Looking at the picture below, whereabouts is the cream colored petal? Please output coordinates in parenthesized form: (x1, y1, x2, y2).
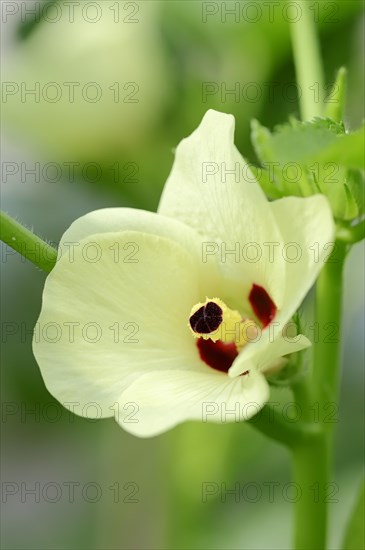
(33, 231, 204, 418)
(270, 195, 335, 320)
(116, 368, 270, 437)
(258, 334, 311, 372)
(229, 195, 334, 377)
(158, 109, 286, 309)
(58, 207, 222, 300)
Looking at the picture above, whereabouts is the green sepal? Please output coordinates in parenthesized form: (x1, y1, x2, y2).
(266, 349, 309, 388)
(324, 67, 347, 123)
(267, 313, 309, 388)
(345, 170, 365, 217)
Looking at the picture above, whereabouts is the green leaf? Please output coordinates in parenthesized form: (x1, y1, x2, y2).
(249, 166, 283, 200)
(342, 479, 365, 550)
(251, 119, 276, 164)
(306, 125, 365, 170)
(250, 119, 326, 198)
(301, 117, 345, 134)
(250, 117, 364, 220)
(251, 115, 364, 167)
(251, 117, 346, 166)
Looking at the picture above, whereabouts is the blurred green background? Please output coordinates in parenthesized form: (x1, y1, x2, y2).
(1, 1, 364, 548)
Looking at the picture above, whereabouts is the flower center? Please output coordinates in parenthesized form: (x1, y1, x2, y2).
(188, 297, 258, 373)
(189, 297, 251, 345)
(189, 301, 223, 334)
(188, 286, 277, 373)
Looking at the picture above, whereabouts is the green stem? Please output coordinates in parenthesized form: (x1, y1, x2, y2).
(246, 404, 320, 448)
(292, 434, 329, 549)
(312, 241, 347, 405)
(291, 376, 313, 423)
(0, 210, 57, 273)
(289, 5, 345, 545)
(336, 219, 365, 244)
(289, 0, 325, 120)
(292, 241, 347, 550)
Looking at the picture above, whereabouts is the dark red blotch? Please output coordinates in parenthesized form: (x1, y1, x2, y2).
(197, 338, 238, 373)
(248, 284, 277, 328)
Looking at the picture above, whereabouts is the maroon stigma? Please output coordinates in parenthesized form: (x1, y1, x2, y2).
(248, 284, 277, 328)
(189, 301, 223, 334)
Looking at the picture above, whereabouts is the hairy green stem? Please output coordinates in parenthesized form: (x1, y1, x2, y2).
(0, 210, 57, 273)
(289, 0, 325, 120)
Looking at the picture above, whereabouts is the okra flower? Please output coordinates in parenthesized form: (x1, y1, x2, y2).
(33, 110, 334, 437)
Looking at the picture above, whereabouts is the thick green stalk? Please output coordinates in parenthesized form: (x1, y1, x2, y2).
(312, 241, 347, 405)
(288, 4, 346, 546)
(0, 210, 57, 273)
(292, 434, 329, 549)
(292, 242, 347, 549)
(289, 0, 325, 120)
(291, 376, 314, 423)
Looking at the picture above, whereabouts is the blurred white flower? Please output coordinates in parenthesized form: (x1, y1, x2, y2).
(33, 110, 334, 437)
(3, 0, 170, 160)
